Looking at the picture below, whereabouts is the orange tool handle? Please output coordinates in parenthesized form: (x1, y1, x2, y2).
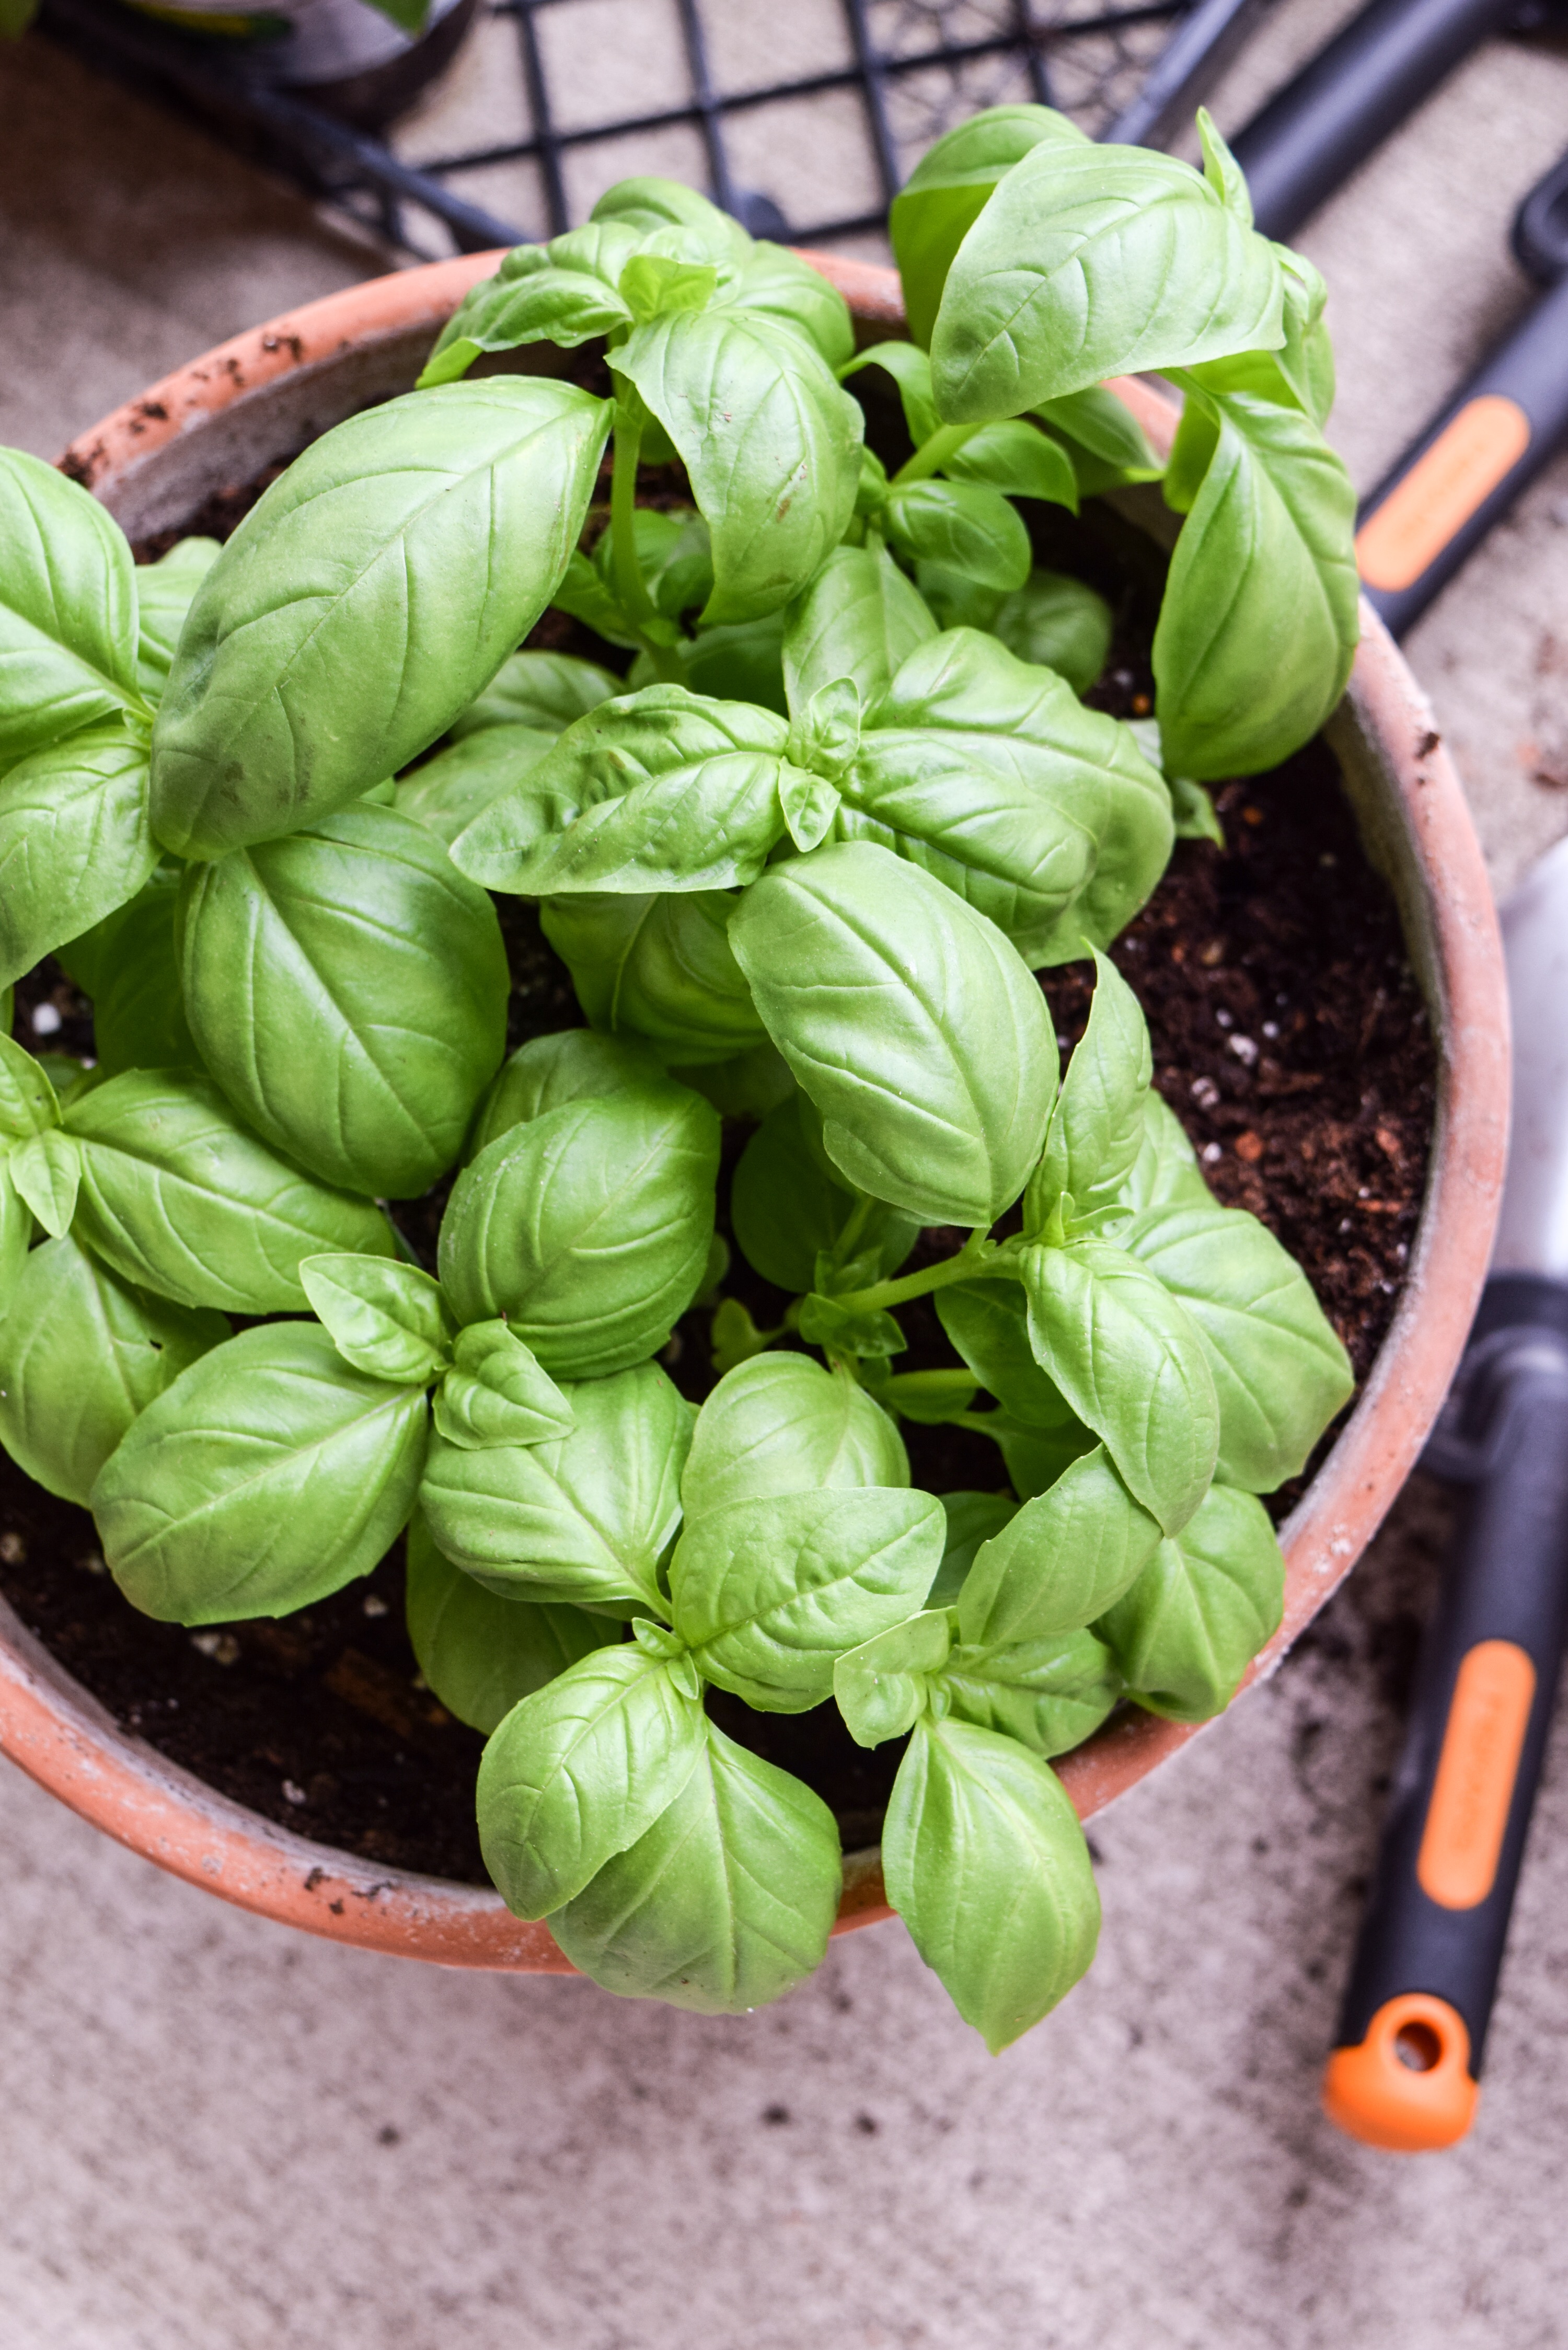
(1324, 1288, 1568, 2150)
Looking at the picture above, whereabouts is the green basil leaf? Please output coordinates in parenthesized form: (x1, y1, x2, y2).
(617, 253, 719, 326)
(405, 1508, 611, 1734)
(784, 674, 860, 782)
(1033, 387, 1163, 494)
(782, 542, 938, 717)
(671, 1485, 944, 1712)
(0, 1233, 227, 1505)
(1095, 1480, 1284, 1720)
(846, 629, 1172, 966)
(552, 548, 642, 650)
(1272, 252, 1336, 427)
(133, 537, 221, 696)
(0, 447, 144, 762)
(956, 1440, 1161, 1646)
(610, 311, 862, 626)
(911, 562, 1001, 634)
(882, 1714, 1100, 2051)
(91, 1321, 428, 1622)
(1114, 1089, 1212, 1217)
(939, 1625, 1120, 1756)
(708, 1296, 778, 1378)
(591, 177, 750, 260)
(437, 1078, 719, 1377)
(151, 381, 612, 858)
(1168, 773, 1225, 845)
(419, 268, 633, 388)
(477, 1643, 707, 1919)
(451, 650, 620, 742)
(0, 721, 157, 988)
(880, 1367, 978, 1424)
(676, 612, 789, 713)
(178, 801, 508, 1198)
(0, 1163, 28, 1298)
(890, 105, 1088, 349)
(1021, 1237, 1219, 1533)
(549, 1717, 841, 2013)
(731, 1091, 918, 1294)
(300, 1251, 452, 1385)
(1196, 105, 1252, 223)
(452, 687, 793, 895)
(936, 1277, 1071, 1427)
(840, 340, 940, 445)
(882, 478, 1031, 593)
(9, 1128, 79, 1235)
(34, 1054, 98, 1110)
(930, 142, 1284, 423)
(834, 1607, 952, 1747)
(542, 890, 767, 1066)
(467, 1029, 664, 1162)
(777, 762, 840, 855)
(671, 1039, 793, 1121)
(991, 1410, 1099, 1501)
(730, 840, 1057, 1227)
(594, 507, 714, 626)
(1152, 386, 1358, 780)
(1118, 1201, 1353, 1489)
(431, 1319, 574, 1449)
(796, 1291, 907, 1363)
(724, 242, 855, 368)
(0, 1033, 61, 1140)
(419, 1360, 688, 1615)
(990, 569, 1113, 696)
(396, 725, 555, 847)
(928, 1490, 1016, 1607)
(682, 1351, 908, 1522)
(65, 1070, 395, 1312)
(943, 420, 1078, 510)
(69, 875, 200, 1077)
(1030, 948, 1151, 1228)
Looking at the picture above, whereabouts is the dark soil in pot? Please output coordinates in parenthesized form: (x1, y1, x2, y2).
(0, 433, 1434, 1887)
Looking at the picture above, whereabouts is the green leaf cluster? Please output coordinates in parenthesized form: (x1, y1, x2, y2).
(0, 139, 1363, 2048)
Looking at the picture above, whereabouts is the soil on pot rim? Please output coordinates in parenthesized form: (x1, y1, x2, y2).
(0, 439, 1434, 1887)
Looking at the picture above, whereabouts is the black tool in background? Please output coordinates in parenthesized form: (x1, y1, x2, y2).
(1324, 839, 1568, 2151)
(1104, 0, 1275, 147)
(1227, 0, 1521, 242)
(1355, 145, 1568, 636)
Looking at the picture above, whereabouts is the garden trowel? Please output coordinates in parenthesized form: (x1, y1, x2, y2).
(1324, 830, 1568, 2149)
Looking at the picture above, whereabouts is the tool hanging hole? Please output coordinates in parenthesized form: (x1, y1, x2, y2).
(1394, 2020, 1443, 2072)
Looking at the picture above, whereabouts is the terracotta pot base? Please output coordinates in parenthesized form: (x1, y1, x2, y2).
(0, 256, 1508, 1969)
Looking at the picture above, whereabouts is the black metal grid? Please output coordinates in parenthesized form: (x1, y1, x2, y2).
(425, 0, 1183, 244)
(37, 0, 1238, 262)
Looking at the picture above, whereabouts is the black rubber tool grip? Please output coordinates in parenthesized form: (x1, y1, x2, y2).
(1324, 1276, 1568, 2149)
(1228, 0, 1515, 241)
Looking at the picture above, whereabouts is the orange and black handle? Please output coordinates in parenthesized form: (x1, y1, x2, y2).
(1324, 1276, 1568, 2150)
(1355, 145, 1568, 638)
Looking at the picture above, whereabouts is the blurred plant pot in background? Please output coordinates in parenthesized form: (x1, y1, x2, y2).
(0, 254, 1508, 1976)
(113, 0, 476, 127)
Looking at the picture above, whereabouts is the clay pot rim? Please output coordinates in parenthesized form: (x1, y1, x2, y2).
(0, 250, 1508, 1973)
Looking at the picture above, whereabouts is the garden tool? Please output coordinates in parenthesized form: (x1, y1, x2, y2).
(1323, 831, 1568, 2151)
(1356, 144, 1568, 635)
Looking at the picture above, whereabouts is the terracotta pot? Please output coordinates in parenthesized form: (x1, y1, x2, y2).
(2, 255, 1508, 1973)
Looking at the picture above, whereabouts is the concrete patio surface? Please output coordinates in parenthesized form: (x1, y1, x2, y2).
(2, 7, 1568, 2343)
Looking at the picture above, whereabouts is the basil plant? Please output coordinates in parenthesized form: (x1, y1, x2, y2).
(0, 116, 1358, 2051)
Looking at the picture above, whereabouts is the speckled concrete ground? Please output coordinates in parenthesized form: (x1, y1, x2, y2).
(3, 9, 1568, 2343)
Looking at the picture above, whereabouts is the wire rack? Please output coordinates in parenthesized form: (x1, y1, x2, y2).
(37, 0, 1250, 261)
